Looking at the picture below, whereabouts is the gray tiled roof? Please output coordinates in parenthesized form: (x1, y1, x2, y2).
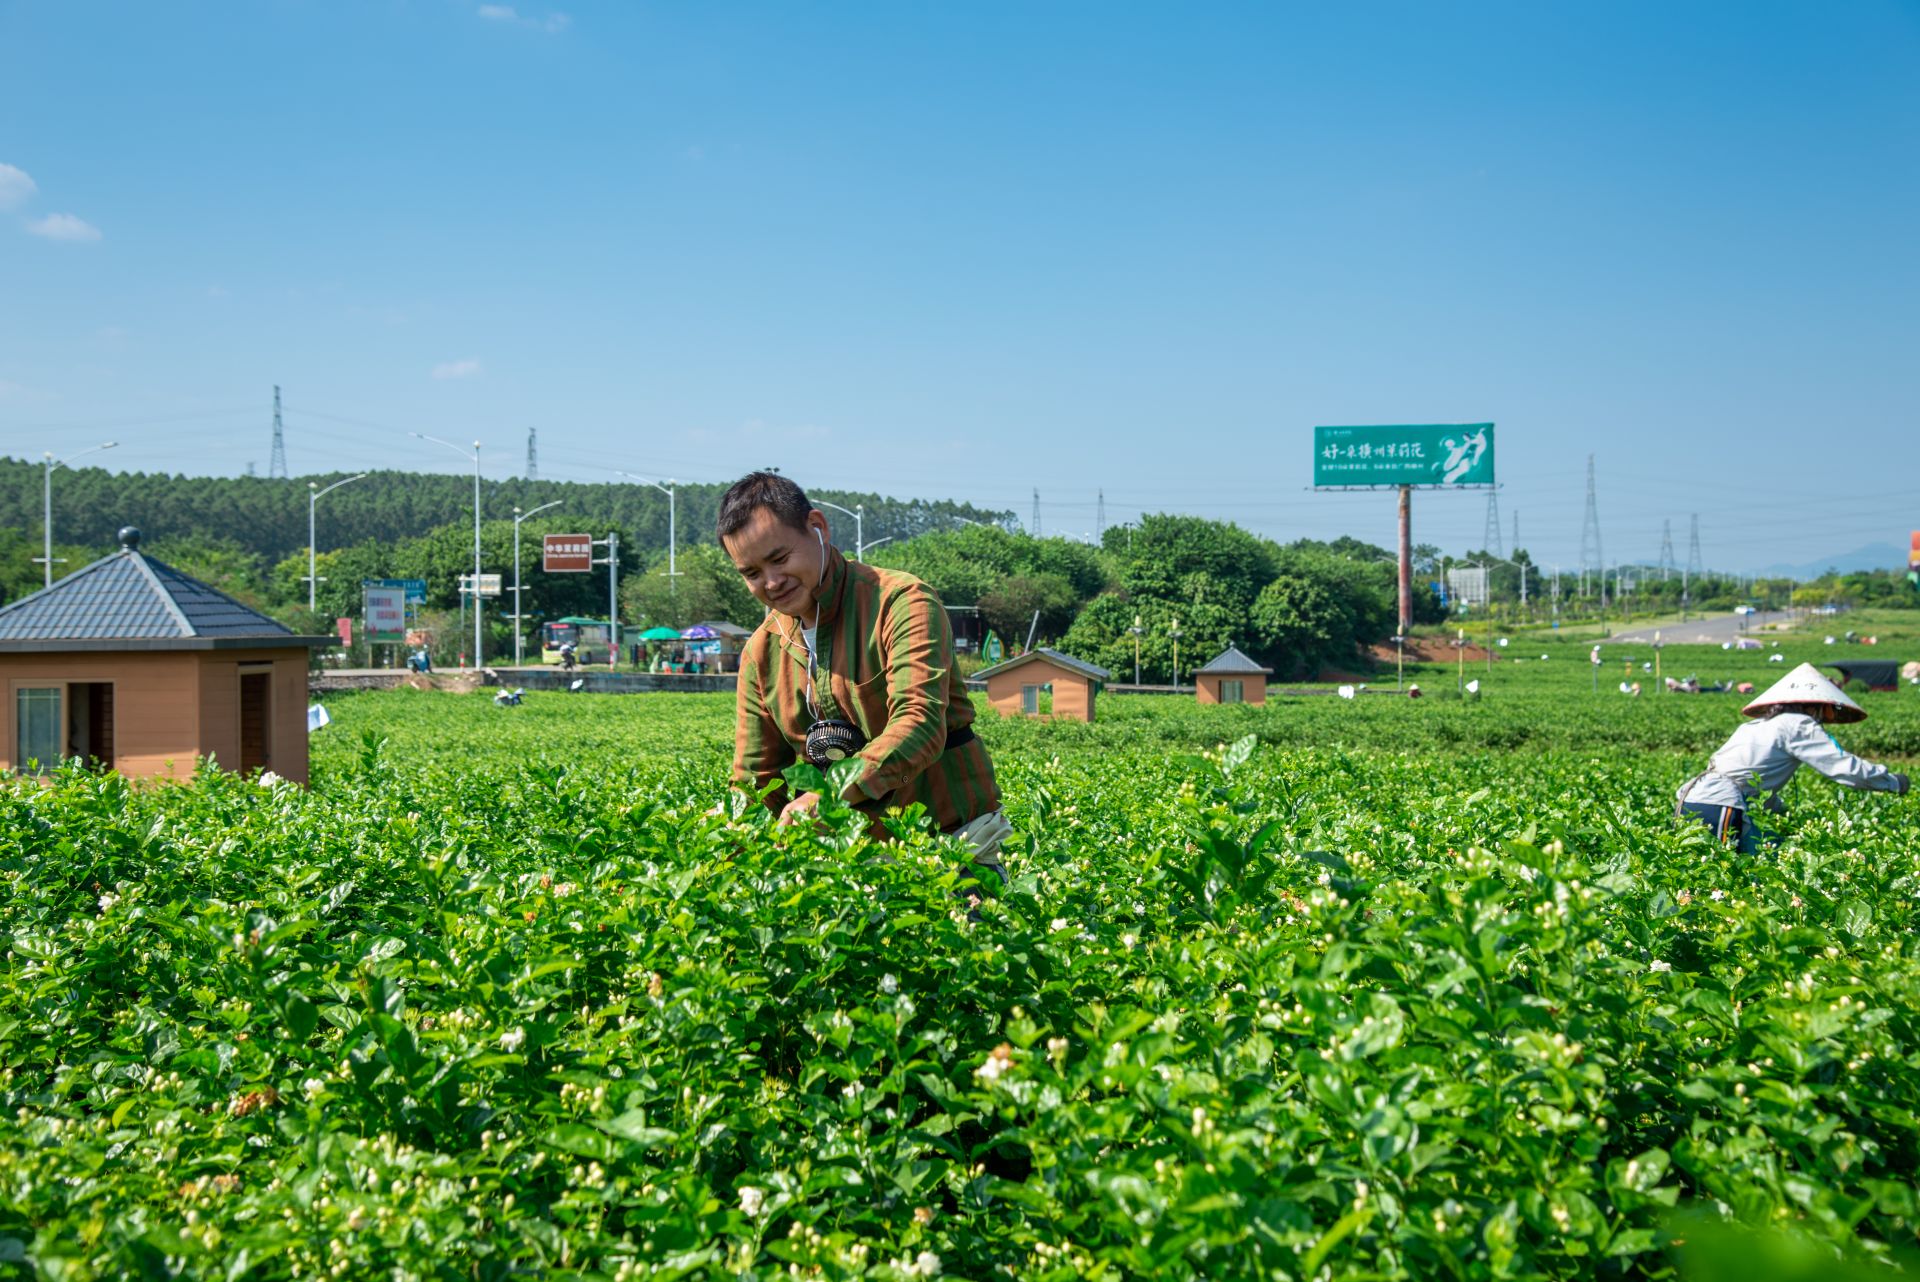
(1196, 645, 1273, 675)
(973, 646, 1112, 683)
(0, 547, 297, 642)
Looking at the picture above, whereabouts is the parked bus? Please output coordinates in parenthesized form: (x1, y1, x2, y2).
(540, 617, 614, 666)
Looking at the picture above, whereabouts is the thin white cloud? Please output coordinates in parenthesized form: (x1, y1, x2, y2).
(432, 358, 483, 380)
(477, 4, 569, 32)
(0, 163, 36, 211)
(25, 212, 102, 242)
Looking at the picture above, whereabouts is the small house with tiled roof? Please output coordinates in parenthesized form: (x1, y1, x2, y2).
(974, 647, 1111, 722)
(1195, 645, 1273, 705)
(0, 528, 325, 784)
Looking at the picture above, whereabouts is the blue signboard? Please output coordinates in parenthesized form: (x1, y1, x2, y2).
(365, 578, 428, 604)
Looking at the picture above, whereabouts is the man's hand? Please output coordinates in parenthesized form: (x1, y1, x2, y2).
(778, 791, 823, 825)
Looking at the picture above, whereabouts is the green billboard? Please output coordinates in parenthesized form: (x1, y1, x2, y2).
(1313, 423, 1495, 488)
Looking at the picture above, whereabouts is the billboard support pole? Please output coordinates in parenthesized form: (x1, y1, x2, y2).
(1397, 485, 1412, 634)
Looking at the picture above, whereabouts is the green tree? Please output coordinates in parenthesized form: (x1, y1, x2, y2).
(977, 573, 1080, 645)
(620, 543, 762, 632)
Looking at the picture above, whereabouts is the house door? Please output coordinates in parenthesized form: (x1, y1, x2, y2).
(67, 682, 115, 766)
(240, 672, 271, 773)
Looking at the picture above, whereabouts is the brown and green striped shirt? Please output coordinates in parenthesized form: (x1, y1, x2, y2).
(732, 546, 999, 831)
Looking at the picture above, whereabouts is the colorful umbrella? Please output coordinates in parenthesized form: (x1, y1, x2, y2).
(639, 626, 681, 640)
(681, 624, 720, 640)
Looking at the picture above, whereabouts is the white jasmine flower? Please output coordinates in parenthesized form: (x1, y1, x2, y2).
(1648, 959, 1672, 973)
(738, 1185, 764, 1217)
(878, 973, 899, 995)
(97, 893, 118, 912)
(499, 1027, 526, 1052)
(1049, 917, 1068, 932)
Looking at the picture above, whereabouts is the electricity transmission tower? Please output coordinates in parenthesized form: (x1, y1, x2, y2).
(268, 386, 289, 479)
(1687, 514, 1703, 581)
(1511, 510, 1520, 556)
(1031, 489, 1041, 537)
(525, 427, 538, 481)
(1096, 489, 1106, 540)
(1482, 490, 1503, 557)
(1579, 454, 1605, 603)
(1659, 520, 1675, 581)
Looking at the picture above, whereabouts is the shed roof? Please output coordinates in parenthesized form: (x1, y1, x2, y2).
(0, 530, 322, 652)
(1196, 645, 1273, 675)
(972, 647, 1111, 683)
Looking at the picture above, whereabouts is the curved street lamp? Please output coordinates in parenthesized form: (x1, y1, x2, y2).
(816, 500, 865, 560)
(306, 473, 369, 612)
(37, 441, 117, 588)
(614, 471, 678, 579)
(512, 500, 564, 666)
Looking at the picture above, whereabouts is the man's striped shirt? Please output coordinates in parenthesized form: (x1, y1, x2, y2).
(732, 547, 999, 831)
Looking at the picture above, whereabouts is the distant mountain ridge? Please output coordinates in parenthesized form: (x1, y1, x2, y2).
(1752, 541, 1909, 580)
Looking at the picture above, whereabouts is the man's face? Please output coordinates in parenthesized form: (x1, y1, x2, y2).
(724, 506, 831, 619)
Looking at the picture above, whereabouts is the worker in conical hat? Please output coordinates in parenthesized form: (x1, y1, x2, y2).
(1675, 663, 1907, 852)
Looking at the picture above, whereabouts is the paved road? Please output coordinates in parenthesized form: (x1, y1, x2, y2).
(1608, 610, 1794, 646)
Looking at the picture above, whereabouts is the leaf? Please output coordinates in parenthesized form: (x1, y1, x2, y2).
(1838, 898, 1872, 938)
(1300, 1205, 1373, 1275)
(284, 995, 318, 1043)
(1222, 734, 1257, 778)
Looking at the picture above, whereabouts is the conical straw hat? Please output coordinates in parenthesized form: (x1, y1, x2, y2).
(1740, 661, 1866, 724)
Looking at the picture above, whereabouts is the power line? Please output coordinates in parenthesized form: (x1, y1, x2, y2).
(268, 386, 288, 480)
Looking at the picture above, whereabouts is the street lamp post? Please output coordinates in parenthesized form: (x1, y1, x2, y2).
(817, 500, 864, 559)
(512, 499, 564, 667)
(412, 434, 483, 667)
(1130, 614, 1144, 685)
(614, 472, 679, 579)
(37, 441, 117, 588)
(1169, 615, 1183, 688)
(306, 473, 370, 612)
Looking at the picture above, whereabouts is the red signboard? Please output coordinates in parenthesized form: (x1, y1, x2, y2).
(336, 617, 352, 645)
(544, 534, 593, 573)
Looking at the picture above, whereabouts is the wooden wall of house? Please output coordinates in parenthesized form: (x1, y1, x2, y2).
(1196, 673, 1268, 705)
(984, 662, 1098, 723)
(1, 652, 202, 779)
(197, 651, 311, 785)
(1, 649, 311, 785)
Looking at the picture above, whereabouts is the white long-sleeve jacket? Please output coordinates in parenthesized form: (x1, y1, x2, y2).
(1678, 711, 1903, 811)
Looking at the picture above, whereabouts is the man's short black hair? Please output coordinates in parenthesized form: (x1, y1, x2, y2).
(717, 471, 813, 543)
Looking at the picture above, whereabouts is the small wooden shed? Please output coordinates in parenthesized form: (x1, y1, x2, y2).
(1195, 645, 1273, 705)
(975, 648, 1111, 722)
(0, 528, 325, 784)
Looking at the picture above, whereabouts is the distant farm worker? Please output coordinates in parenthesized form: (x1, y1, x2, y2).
(1675, 663, 1908, 853)
(718, 471, 1013, 883)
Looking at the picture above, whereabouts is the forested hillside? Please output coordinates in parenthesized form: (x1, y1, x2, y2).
(0, 458, 1010, 566)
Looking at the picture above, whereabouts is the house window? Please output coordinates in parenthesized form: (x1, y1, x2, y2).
(240, 672, 272, 773)
(1219, 679, 1244, 704)
(16, 687, 63, 771)
(1021, 684, 1040, 715)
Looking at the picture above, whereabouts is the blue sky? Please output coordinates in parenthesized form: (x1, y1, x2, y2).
(2, 1, 1916, 572)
